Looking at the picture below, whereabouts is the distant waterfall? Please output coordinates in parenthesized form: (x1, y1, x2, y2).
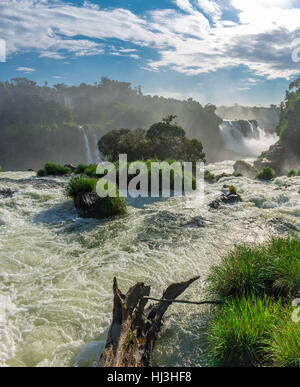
(93, 131, 101, 163)
(82, 128, 101, 164)
(219, 120, 277, 156)
(83, 129, 93, 164)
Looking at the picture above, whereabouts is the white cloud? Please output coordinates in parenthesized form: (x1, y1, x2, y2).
(0, 0, 300, 80)
(16, 66, 35, 73)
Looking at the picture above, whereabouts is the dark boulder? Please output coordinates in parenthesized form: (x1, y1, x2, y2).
(0, 188, 16, 198)
(209, 193, 241, 209)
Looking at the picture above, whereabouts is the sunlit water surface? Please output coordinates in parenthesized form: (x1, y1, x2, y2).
(0, 162, 299, 367)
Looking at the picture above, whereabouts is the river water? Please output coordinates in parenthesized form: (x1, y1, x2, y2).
(0, 161, 299, 367)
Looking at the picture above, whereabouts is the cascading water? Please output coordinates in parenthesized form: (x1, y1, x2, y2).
(0, 164, 299, 367)
(82, 128, 101, 164)
(92, 131, 101, 164)
(219, 120, 278, 156)
(83, 129, 93, 164)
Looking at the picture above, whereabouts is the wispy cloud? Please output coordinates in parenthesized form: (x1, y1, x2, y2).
(16, 66, 35, 73)
(1, 0, 300, 80)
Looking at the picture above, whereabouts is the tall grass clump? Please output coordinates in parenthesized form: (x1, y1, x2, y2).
(206, 237, 300, 299)
(256, 167, 276, 181)
(65, 175, 98, 199)
(206, 295, 283, 367)
(44, 162, 71, 176)
(265, 306, 300, 367)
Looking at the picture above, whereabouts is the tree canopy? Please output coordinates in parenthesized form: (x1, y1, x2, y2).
(98, 118, 206, 163)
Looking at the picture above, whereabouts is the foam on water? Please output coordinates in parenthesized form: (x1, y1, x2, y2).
(0, 166, 299, 367)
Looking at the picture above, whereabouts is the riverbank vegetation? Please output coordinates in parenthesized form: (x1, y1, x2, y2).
(37, 163, 72, 177)
(256, 167, 276, 181)
(98, 116, 206, 163)
(205, 237, 300, 367)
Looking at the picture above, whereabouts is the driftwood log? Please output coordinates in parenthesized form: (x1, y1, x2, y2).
(98, 276, 200, 367)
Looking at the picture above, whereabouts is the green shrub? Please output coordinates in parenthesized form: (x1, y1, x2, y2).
(229, 185, 237, 194)
(206, 295, 283, 367)
(206, 237, 300, 299)
(297, 168, 300, 176)
(65, 175, 98, 199)
(266, 306, 300, 367)
(256, 167, 276, 181)
(287, 170, 296, 177)
(204, 170, 216, 182)
(0, 165, 2, 172)
(93, 194, 126, 218)
(74, 164, 90, 174)
(235, 173, 243, 177)
(44, 163, 71, 176)
(37, 169, 46, 177)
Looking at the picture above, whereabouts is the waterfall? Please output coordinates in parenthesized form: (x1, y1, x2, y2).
(219, 120, 277, 156)
(93, 131, 101, 163)
(82, 127, 101, 164)
(83, 129, 93, 164)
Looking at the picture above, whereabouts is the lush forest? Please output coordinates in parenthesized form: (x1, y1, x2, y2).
(0, 78, 85, 170)
(0, 77, 281, 170)
(0, 77, 224, 170)
(277, 77, 300, 155)
(99, 115, 205, 163)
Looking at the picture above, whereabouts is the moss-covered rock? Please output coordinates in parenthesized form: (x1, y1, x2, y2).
(234, 160, 258, 179)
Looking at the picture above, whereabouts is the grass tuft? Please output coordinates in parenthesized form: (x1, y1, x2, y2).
(206, 237, 300, 300)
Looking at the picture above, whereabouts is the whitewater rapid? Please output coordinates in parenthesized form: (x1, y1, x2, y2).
(0, 162, 299, 367)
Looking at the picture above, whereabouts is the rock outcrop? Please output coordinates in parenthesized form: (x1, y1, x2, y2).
(234, 160, 258, 179)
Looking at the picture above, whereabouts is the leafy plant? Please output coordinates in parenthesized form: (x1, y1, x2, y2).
(256, 167, 276, 181)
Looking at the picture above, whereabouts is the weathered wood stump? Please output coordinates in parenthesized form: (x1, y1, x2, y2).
(98, 276, 200, 367)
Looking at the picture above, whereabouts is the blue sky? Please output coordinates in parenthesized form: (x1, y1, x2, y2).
(0, 0, 300, 106)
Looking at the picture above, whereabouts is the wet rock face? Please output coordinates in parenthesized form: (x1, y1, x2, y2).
(254, 141, 300, 176)
(233, 160, 258, 179)
(74, 192, 99, 218)
(209, 193, 242, 209)
(149, 210, 206, 229)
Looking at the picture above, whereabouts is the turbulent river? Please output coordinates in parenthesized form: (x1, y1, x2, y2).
(0, 161, 299, 367)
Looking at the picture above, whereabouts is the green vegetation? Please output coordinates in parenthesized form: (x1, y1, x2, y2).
(66, 175, 126, 219)
(65, 175, 98, 199)
(206, 295, 283, 367)
(0, 165, 2, 172)
(73, 159, 197, 193)
(228, 185, 237, 194)
(207, 237, 300, 299)
(204, 170, 216, 182)
(98, 116, 206, 163)
(205, 237, 300, 367)
(277, 77, 300, 156)
(37, 163, 71, 177)
(266, 307, 300, 367)
(0, 78, 85, 171)
(37, 169, 46, 177)
(0, 77, 225, 170)
(256, 167, 276, 181)
(92, 191, 127, 218)
(287, 170, 296, 177)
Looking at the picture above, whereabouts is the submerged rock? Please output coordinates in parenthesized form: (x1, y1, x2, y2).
(209, 193, 242, 209)
(0, 188, 16, 198)
(149, 211, 206, 229)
